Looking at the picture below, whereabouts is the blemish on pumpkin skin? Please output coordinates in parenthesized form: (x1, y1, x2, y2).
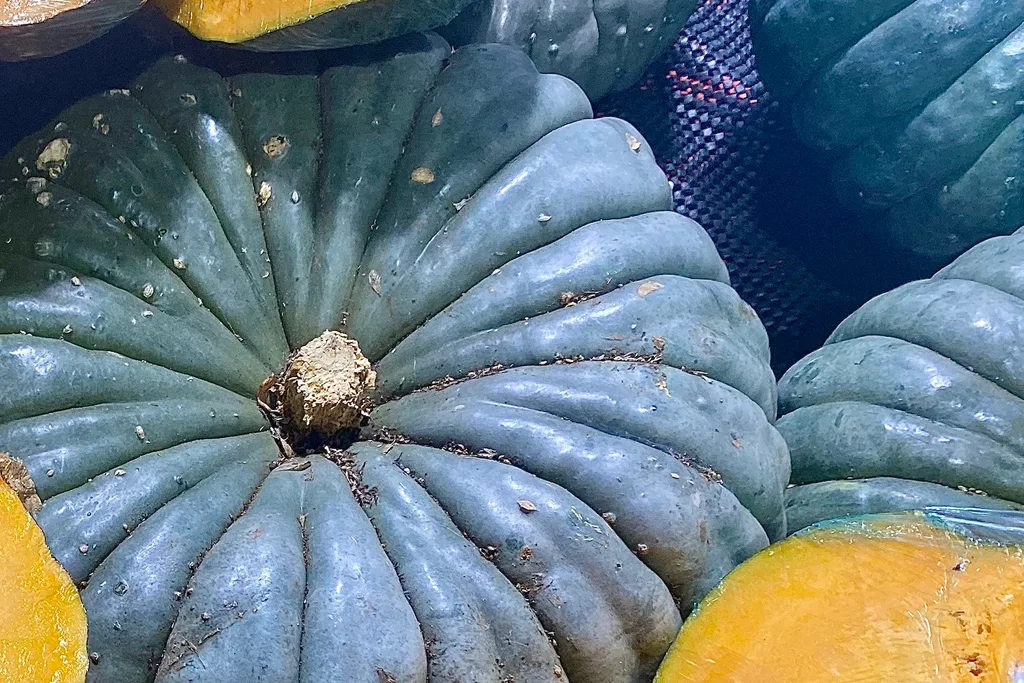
(262, 135, 290, 159)
(637, 281, 664, 297)
(257, 182, 272, 207)
(410, 167, 435, 184)
(368, 270, 382, 295)
(737, 301, 758, 321)
(36, 137, 71, 179)
(91, 114, 110, 135)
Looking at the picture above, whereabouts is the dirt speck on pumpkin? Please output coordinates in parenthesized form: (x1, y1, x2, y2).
(655, 372, 670, 396)
(92, 114, 110, 135)
(326, 449, 378, 507)
(518, 499, 538, 513)
(626, 133, 642, 152)
(431, 110, 443, 127)
(179, 93, 197, 106)
(559, 290, 598, 307)
(257, 182, 272, 208)
(410, 167, 435, 184)
(36, 138, 71, 179)
(262, 135, 290, 159)
(368, 270, 382, 295)
(376, 668, 397, 683)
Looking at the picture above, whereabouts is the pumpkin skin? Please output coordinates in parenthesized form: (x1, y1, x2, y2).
(779, 222, 1024, 533)
(439, 0, 697, 98)
(0, 35, 787, 683)
(0, 0, 145, 61)
(751, 1, 1024, 270)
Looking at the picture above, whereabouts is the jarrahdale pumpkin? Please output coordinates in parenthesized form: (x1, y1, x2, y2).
(779, 222, 1024, 533)
(655, 507, 1024, 682)
(0, 455, 89, 683)
(0, 0, 146, 61)
(751, 1, 1024, 272)
(439, 0, 697, 99)
(0, 34, 789, 683)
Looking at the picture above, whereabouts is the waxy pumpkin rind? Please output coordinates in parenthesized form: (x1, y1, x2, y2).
(752, 0, 1024, 269)
(780, 223, 1024, 532)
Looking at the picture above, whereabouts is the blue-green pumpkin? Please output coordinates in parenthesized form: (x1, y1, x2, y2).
(779, 223, 1024, 533)
(752, 0, 1024, 270)
(0, 34, 787, 683)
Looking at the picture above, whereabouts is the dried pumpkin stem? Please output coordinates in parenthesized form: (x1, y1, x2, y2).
(259, 331, 376, 450)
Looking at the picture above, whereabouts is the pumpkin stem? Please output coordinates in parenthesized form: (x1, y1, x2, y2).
(258, 331, 376, 454)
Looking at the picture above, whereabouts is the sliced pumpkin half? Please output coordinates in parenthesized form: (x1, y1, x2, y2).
(0, 455, 88, 683)
(154, 0, 359, 42)
(154, 0, 471, 47)
(657, 508, 1024, 682)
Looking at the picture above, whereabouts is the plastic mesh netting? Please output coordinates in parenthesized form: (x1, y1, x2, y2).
(598, 0, 857, 375)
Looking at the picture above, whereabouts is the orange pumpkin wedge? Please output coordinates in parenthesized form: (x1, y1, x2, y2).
(0, 454, 88, 683)
(154, 0, 362, 43)
(656, 508, 1024, 682)
(153, 0, 472, 48)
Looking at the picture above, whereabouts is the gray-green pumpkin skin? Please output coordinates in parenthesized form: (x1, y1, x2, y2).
(751, 0, 1024, 269)
(241, 0, 698, 99)
(0, 34, 787, 683)
(438, 0, 697, 99)
(779, 222, 1024, 533)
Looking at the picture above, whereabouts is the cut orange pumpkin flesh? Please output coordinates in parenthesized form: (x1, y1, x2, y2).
(657, 510, 1024, 682)
(0, 0, 91, 26)
(155, 0, 367, 42)
(0, 457, 88, 683)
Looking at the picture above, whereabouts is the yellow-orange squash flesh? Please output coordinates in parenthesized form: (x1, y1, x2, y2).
(155, 0, 368, 42)
(0, 462, 88, 683)
(657, 511, 1024, 682)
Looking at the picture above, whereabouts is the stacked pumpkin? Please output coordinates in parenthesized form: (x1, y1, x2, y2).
(0, 30, 790, 682)
(4, 1, 1024, 682)
(752, 0, 1024, 272)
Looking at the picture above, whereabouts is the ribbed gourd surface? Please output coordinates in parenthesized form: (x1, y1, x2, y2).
(0, 34, 788, 683)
